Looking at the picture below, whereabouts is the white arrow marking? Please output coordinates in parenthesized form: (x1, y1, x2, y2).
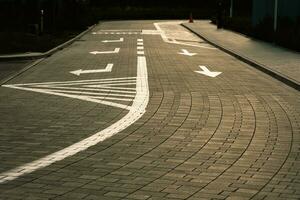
(178, 49, 197, 56)
(102, 38, 124, 43)
(70, 64, 113, 76)
(90, 48, 120, 55)
(195, 66, 222, 77)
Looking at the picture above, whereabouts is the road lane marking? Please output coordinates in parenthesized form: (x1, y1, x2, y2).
(85, 85, 136, 91)
(92, 31, 141, 35)
(9, 77, 137, 86)
(137, 46, 144, 50)
(153, 21, 216, 50)
(96, 29, 141, 32)
(102, 38, 124, 43)
(0, 55, 149, 184)
(3, 80, 133, 110)
(178, 49, 197, 56)
(47, 86, 136, 94)
(75, 95, 133, 102)
(90, 48, 120, 55)
(195, 65, 222, 77)
(3, 78, 137, 109)
(141, 30, 161, 35)
(70, 63, 113, 76)
(46, 89, 135, 98)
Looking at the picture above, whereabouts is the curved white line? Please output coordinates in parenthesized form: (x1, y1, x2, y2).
(0, 56, 149, 184)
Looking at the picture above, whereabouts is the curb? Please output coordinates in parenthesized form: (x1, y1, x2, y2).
(0, 24, 97, 86)
(0, 59, 44, 86)
(182, 23, 300, 91)
(0, 24, 97, 61)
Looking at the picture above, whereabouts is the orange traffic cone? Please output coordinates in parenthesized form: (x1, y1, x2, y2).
(189, 13, 194, 23)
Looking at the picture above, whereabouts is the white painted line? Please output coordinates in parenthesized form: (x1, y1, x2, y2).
(47, 86, 136, 94)
(92, 30, 142, 35)
(178, 49, 197, 56)
(8, 77, 136, 87)
(97, 29, 140, 32)
(137, 39, 143, 42)
(174, 40, 216, 49)
(38, 82, 136, 88)
(137, 51, 145, 55)
(46, 89, 135, 98)
(90, 48, 120, 55)
(137, 42, 143, 46)
(3, 85, 131, 110)
(153, 22, 216, 50)
(141, 30, 162, 35)
(137, 46, 144, 50)
(99, 82, 136, 86)
(38, 79, 136, 87)
(194, 65, 222, 77)
(78, 95, 133, 102)
(86, 85, 136, 91)
(102, 38, 124, 43)
(2, 78, 138, 110)
(0, 56, 149, 184)
(70, 63, 113, 76)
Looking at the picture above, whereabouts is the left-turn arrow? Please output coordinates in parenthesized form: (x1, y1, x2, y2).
(102, 38, 124, 43)
(70, 63, 113, 76)
(90, 48, 120, 55)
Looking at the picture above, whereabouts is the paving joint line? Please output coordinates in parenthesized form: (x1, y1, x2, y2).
(188, 94, 257, 199)
(250, 95, 294, 199)
(122, 92, 193, 199)
(121, 94, 221, 198)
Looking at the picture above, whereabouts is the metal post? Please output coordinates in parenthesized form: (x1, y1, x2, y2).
(274, 0, 278, 32)
(230, 0, 233, 18)
(40, 9, 44, 35)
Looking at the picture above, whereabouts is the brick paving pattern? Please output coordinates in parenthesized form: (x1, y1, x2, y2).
(0, 20, 299, 200)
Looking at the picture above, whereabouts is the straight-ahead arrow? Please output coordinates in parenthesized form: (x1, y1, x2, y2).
(195, 66, 222, 77)
(102, 38, 124, 43)
(70, 63, 113, 76)
(178, 49, 197, 56)
(90, 48, 120, 55)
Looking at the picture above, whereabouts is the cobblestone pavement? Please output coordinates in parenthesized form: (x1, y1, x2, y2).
(0, 20, 299, 200)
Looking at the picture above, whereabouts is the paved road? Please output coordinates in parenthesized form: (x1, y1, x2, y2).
(0, 20, 299, 200)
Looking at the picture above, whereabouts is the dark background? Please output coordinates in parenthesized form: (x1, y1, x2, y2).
(0, 0, 299, 53)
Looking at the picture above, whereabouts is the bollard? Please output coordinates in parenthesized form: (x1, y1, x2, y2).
(189, 13, 194, 23)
